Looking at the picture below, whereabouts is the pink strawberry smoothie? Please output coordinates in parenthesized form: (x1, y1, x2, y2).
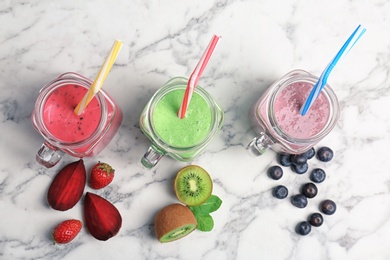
(43, 84, 102, 143)
(272, 81, 330, 139)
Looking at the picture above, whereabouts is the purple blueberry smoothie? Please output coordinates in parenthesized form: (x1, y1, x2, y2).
(248, 70, 339, 155)
(271, 81, 330, 139)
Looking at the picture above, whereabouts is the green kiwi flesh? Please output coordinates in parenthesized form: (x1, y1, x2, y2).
(154, 203, 197, 243)
(174, 165, 213, 206)
(159, 223, 197, 242)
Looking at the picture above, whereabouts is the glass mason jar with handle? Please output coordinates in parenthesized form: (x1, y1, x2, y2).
(247, 69, 340, 156)
(31, 72, 123, 168)
(139, 77, 224, 169)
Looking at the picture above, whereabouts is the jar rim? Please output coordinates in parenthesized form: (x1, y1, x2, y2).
(268, 72, 340, 144)
(147, 77, 220, 151)
(34, 76, 108, 149)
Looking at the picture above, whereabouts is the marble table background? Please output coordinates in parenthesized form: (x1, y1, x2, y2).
(1, 0, 390, 259)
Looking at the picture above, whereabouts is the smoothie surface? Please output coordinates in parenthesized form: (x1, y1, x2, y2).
(273, 82, 330, 139)
(153, 89, 212, 147)
(43, 84, 102, 143)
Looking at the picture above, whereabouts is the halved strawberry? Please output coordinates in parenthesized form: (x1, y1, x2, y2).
(89, 162, 115, 189)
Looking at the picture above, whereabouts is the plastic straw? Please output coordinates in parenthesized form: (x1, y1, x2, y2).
(178, 35, 221, 119)
(74, 39, 123, 115)
(300, 25, 366, 116)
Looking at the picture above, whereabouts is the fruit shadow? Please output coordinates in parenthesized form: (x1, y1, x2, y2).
(40, 160, 69, 210)
(45, 223, 56, 242)
(146, 164, 182, 240)
(41, 190, 51, 210)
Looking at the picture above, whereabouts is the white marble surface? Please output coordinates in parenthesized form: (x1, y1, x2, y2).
(1, 0, 390, 259)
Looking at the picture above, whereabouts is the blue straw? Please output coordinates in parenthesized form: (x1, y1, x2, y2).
(300, 25, 366, 116)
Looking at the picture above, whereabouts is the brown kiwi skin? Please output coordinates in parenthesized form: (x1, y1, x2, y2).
(174, 165, 213, 206)
(154, 203, 197, 242)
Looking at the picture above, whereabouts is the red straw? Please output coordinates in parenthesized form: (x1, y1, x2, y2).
(178, 35, 221, 119)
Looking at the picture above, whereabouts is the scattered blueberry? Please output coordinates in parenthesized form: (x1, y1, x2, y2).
(303, 147, 315, 160)
(268, 165, 283, 180)
(272, 185, 289, 199)
(320, 199, 337, 215)
(301, 183, 318, 198)
(271, 146, 335, 232)
(291, 153, 308, 166)
(308, 213, 323, 227)
(310, 168, 326, 183)
(296, 221, 311, 235)
(291, 163, 308, 174)
(278, 153, 292, 167)
(317, 147, 334, 162)
(291, 194, 308, 208)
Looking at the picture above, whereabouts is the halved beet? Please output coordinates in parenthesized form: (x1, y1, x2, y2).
(47, 159, 86, 211)
(84, 192, 122, 241)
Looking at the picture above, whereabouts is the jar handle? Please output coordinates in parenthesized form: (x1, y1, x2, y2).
(246, 133, 272, 156)
(36, 143, 64, 168)
(141, 146, 165, 169)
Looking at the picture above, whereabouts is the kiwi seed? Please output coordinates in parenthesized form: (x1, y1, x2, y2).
(154, 203, 197, 243)
(174, 165, 213, 206)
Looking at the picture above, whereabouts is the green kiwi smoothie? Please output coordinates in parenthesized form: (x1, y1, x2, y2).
(152, 89, 212, 147)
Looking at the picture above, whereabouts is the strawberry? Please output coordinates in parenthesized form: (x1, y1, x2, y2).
(52, 219, 82, 244)
(89, 162, 115, 189)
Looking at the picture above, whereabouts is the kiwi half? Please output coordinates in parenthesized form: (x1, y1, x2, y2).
(154, 203, 197, 243)
(174, 165, 213, 206)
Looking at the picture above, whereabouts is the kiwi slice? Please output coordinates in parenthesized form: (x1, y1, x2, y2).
(154, 203, 197, 243)
(174, 165, 213, 206)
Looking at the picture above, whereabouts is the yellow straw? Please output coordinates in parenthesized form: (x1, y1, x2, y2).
(74, 39, 123, 115)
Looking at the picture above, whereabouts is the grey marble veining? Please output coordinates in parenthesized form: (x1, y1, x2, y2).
(1, 0, 390, 259)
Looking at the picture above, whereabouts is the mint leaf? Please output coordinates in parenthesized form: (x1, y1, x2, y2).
(194, 213, 214, 231)
(188, 205, 204, 216)
(200, 195, 222, 213)
(189, 195, 222, 214)
(188, 195, 222, 232)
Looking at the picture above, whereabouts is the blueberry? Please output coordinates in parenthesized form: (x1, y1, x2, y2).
(268, 166, 283, 180)
(310, 168, 326, 183)
(272, 185, 288, 199)
(291, 163, 308, 174)
(320, 199, 337, 215)
(295, 221, 311, 235)
(308, 213, 323, 227)
(303, 147, 315, 160)
(278, 153, 292, 167)
(301, 183, 318, 198)
(317, 147, 334, 162)
(291, 194, 308, 208)
(291, 153, 308, 166)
